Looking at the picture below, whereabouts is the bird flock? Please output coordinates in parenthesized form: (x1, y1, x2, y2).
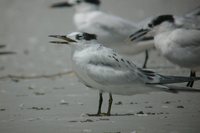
(49, 0, 200, 116)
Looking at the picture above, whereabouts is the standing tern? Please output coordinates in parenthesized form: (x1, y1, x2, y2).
(129, 14, 200, 87)
(49, 32, 200, 116)
(50, 0, 154, 68)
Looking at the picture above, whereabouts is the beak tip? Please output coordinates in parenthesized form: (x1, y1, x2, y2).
(49, 41, 54, 43)
(129, 28, 150, 42)
(129, 34, 134, 38)
(50, 4, 61, 8)
(0, 51, 16, 55)
(49, 2, 73, 8)
(48, 35, 76, 43)
(49, 5, 55, 8)
(48, 35, 58, 38)
(49, 41, 69, 45)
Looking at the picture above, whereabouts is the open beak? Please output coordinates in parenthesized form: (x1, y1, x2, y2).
(0, 51, 16, 55)
(129, 29, 151, 42)
(0, 45, 6, 49)
(49, 35, 77, 45)
(50, 1, 73, 8)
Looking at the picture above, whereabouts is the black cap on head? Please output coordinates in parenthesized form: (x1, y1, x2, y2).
(83, 32, 97, 40)
(84, 0, 101, 5)
(76, 32, 97, 41)
(150, 15, 174, 27)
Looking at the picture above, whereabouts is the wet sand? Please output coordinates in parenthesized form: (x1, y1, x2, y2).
(0, 0, 200, 133)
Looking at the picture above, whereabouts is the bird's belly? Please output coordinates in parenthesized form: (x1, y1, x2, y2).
(166, 50, 200, 69)
(73, 67, 159, 96)
(99, 83, 159, 95)
(155, 37, 200, 69)
(73, 64, 99, 90)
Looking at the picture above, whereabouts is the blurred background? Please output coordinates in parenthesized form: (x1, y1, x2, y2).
(0, 0, 200, 133)
(1, 0, 200, 74)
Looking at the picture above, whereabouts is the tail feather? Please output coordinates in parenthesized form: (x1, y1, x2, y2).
(159, 75, 200, 84)
(164, 85, 200, 93)
(140, 69, 200, 84)
(140, 69, 200, 93)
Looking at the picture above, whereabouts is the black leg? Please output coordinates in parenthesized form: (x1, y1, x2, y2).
(107, 93, 113, 116)
(87, 91, 103, 116)
(187, 71, 196, 87)
(88, 92, 113, 117)
(97, 92, 103, 115)
(142, 50, 149, 68)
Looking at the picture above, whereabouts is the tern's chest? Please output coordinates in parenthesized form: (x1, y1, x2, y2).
(71, 49, 103, 89)
(154, 32, 174, 55)
(71, 49, 94, 80)
(72, 55, 91, 87)
(72, 51, 89, 74)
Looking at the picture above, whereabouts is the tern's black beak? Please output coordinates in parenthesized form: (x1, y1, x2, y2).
(0, 51, 16, 55)
(0, 44, 16, 55)
(129, 29, 151, 42)
(49, 35, 77, 45)
(0, 45, 6, 49)
(50, 1, 73, 8)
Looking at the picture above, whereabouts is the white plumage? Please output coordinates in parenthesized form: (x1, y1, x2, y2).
(51, 0, 154, 65)
(50, 32, 200, 115)
(129, 12, 200, 87)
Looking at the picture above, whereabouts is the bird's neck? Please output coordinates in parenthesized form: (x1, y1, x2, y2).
(71, 45, 97, 67)
(71, 41, 99, 56)
(75, 3, 100, 13)
(156, 23, 176, 35)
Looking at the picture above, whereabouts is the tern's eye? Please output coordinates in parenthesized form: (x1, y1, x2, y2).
(76, 34, 83, 40)
(76, 0, 81, 4)
(148, 23, 153, 28)
(83, 33, 97, 40)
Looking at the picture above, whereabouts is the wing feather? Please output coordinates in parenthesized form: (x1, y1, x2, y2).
(170, 29, 200, 48)
(83, 46, 200, 87)
(79, 11, 138, 43)
(85, 49, 139, 85)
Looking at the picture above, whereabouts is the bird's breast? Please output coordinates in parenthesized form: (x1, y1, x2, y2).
(154, 33, 173, 55)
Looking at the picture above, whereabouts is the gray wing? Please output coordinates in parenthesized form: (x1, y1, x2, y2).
(175, 16, 200, 29)
(85, 49, 140, 85)
(138, 68, 200, 85)
(85, 46, 200, 86)
(83, 11, 139, 42)
(86, 51, 200, 86)
(170, 29, 200, 50)
(93, 12, 138, 33)
(85, 48, 172, 86)
(185, 6, 200, 17)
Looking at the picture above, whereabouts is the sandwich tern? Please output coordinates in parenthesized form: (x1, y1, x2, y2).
(50, 32, 200, 116)
(50, 0, 154, 68)
(129, 14, 200, 87)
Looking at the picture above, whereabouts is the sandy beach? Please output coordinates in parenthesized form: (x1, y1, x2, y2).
(0, 0, 200, 133)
